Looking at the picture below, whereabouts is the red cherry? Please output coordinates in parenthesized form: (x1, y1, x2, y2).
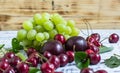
(0, 61, 10, 70)
(88, 53, 101, 65)
(90, 33, 100, 41)
(49, 55, 60, 69)
(80, 68, 94, 73)
(54, 34, 66, 44)
(10, 56, 21, 67)
(85, 49, 94, 55)
(41, 62, 55, 73)
(3, 66, 15, 73)
(66, 51, 74, 63)
(58, 54, 68, 67)
(95, 70, 108, 73)
(88, 42, 99, 54)
(4, 52, 15, 59)
(29, 52, 40, 63)
(43, 51, 52, 59)
(16, 62, 29, 73)
(27, 47, 37, 56)
(109, 33, 119, 43)
(93, 41, 102, 47)
(26, 57, 38, 67)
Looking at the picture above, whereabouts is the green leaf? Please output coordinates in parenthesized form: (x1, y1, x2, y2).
(100, 45, 113, 54)
(105, 56, 120, 68)
(16, 52, 27, 61)
(12, 38, 23, 53)
(74, 52, 90, 69)
(0, 44, 5, 49)
(29, 67, 41, 73)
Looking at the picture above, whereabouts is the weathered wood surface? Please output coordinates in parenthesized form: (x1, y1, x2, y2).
(0, 0, 120, 30)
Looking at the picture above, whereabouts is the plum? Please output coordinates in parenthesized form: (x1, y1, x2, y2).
(65, 36, 87, 51)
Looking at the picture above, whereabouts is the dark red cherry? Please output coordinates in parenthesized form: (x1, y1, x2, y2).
(90, 33, 100, 41)
(43, 51, 52, 59)
(26, 57, 38, 67)
(95, 70, 108, 73)
(4, 52, 15, 59)
(54, 34, 66, 44)
(27, 47, 37, 56)
(10, 56, 21, 67)
(0, 61, 10, 70)
(40, 62, 55, 73)
(85, 49, 94, 55)
(3, 67, 15, 73)
(80, 68, 94, 73)
(109, 33, 119, 43)
(66, 51, 74, 63)
(58, 54, 68, 67)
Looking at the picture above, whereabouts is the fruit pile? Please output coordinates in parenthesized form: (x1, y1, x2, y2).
(16, 13, 79, 48)
(0, 13, 119, 73)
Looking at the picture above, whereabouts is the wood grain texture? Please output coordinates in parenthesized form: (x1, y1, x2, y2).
(0, 0, 120, 30)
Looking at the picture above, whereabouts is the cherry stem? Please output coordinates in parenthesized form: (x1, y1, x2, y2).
(80, 30, 89, 36)
(100, 37, 108, 43)
(38, 53, 48, 62)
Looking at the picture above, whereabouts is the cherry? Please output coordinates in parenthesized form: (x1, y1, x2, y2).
(0, 57, 9, 63)
(10, 56, 21, 67)
(87, 42, 99, 53)
(26, 47, 37, 56)
(95, 70, 108, 73)
(58, 54, 68, 67)
(66, 51, 74, 63)
(29, 52, 40, 63)
(90, 33, 100, 41)
(43, 51, 52, 59)
(88, 53, 101, 65)
(54, 72, 63, 73)
(3, 66, 15, 73)
(109, 33, 119, 43)
(0, 61, 10, 70)
(86, 36, 95, 43)
(80, 68, 94, 73)
(54, 34, 66, 44)
(26, 57, 38, 67)
(49, 55, 60, 69)
(4, 52, 15, 59)
(85, 49, 94, 55)
(93, 41, 102, 47)
(41, 62, 55, 73)
(16, 62, 29, 73)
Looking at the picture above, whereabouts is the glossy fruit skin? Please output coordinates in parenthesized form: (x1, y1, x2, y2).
(58, 54, 68, 67)
(66, 51, 74, 63)
(49, 55, 60, 69)
(88, 53, 101, 65)
(41, 62, 54, 73)
(0, 61, 10, 70)
(42, 40, 65, 55)
(95, 70, 108, 73)
(3, 67, 15, 73)
(27, 47, 37, 56)
(4, 52, 15, 59)
(10, 56, 21, 67)
(54, 34, 66, 44)
(26, 57, 38, 67)
(109, 33, 119, 43)
(65, 36, 87, 51)
(0, 57, 9, 63)
(85, 49, 94, 55)
(16, 62, 29, 73)
(29, 52, 40, 63)
(90, 33, 100, 41)
(80, 68, 94, 73)
(43, 51, 52, 59)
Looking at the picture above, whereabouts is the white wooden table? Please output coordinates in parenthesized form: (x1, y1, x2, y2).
(0, 30, 120, 73)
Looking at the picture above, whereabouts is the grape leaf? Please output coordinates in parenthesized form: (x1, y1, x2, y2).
(74, 52, 90, 69)
(12, 38, 23, 53)
(29, 67, 41, 73)
(105, 56, 120, 68)
(100, 45, 113, 54)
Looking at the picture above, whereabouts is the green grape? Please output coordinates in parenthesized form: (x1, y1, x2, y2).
(71, 27, 80, 36)
(33, 40, 41, 47)
(42, 13, 50, 21)
(43, 32, 49, 40)
(49, 29, 58, 39)
(33, 13, 42, 25)
(65, 26, 72, 34)
(29, 18, 36, 27)
(27, 30, 37, 40)
(34, 25, 45, 32)
(21, 39, 32, 47)
(17, 29, 27, 41)
(22, 21, 33, 31)
(43, 21, 54, 31)
(36, 33, 45, 42)
(56, 24, 66, 33)
(64, 34, 71, 40)
(67, 20, 75, 28)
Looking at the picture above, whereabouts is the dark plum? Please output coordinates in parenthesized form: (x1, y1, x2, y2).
(65, 36, 87, 51)
(80, 68, 94, 73)
(42, 40, 65, 55)
(109, 33, 119, 43)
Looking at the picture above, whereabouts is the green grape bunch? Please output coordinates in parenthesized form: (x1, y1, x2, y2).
(16, 13, 79, 48)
